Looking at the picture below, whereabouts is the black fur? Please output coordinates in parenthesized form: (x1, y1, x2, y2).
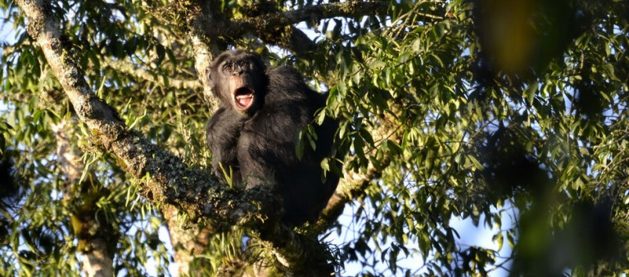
(206, 50, 338, 225)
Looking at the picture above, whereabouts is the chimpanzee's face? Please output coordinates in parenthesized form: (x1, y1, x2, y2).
(209, 51, 267, 115)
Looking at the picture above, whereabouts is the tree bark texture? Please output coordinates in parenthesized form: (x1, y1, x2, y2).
(51, 120, 115, 277)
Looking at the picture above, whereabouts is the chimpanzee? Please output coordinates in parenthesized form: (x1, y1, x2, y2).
(206, 50, 339, 225)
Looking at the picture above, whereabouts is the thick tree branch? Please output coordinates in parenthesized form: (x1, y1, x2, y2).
(197, 2, 389, 56)
(52, 120, 115, 277)
(17, 0, 276, 231)
(311, 161, 382, 232)
(155, 7, 223, 274)
(162, 205, 213, 275)
(259, 1, 390, 26)
(247, 1, 388, 54)
(312, 112, 402, 233)
(190, 34, 215, 100)
(287, 27, 318, 56)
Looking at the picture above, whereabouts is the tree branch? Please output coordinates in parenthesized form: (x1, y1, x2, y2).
(309, 157, 389, 234)
(52, 120, 115, 277)
(197, 1, 389, 57)
(104, 59, 201, 90)
(263, 1, 390, 26)
(312, 111, 402, 233)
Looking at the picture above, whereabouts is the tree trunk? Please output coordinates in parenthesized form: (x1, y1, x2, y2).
(52, 120, 114, 277)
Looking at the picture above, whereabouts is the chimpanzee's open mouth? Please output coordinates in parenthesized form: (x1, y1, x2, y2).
(234, 87, 255, 110)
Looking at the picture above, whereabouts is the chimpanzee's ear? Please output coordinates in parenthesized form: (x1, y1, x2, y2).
(208, 51, 231, 88)
(207, 68, 214, 89)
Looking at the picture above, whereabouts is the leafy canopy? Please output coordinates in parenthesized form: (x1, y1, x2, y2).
(0, 0, 627, 276)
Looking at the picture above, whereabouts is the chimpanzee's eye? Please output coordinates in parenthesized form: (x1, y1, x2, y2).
(221, 61, 232, 72)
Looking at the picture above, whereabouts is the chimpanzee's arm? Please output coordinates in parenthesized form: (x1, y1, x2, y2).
(206, 107, 243, 180)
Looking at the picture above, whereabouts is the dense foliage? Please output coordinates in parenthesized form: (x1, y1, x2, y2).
(0, 0, 627, 276)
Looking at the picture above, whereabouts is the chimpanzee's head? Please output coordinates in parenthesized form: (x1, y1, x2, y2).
(208, 50, 268, 115)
